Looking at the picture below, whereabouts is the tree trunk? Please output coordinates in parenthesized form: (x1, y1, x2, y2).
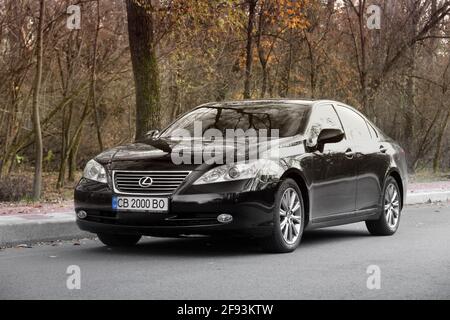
(32, 0, 45, 200)
(56, 53, 71, 188)
(126, 0, 161, 140)
(68, 130, 82, 182)
(327, 0, 335, 13)
(91, 0, 104, 151)
(429, 0, 438, 57)
(433, 109, 449, 173)
(261, 65, 267, 98)
(404, 0, 419, 170)
(169, 58, 182, 121)
(243, 0, 257, 99)
(305, 34, 315, 99)
(57, 156, 67, 189)
(256, 1, 268, 98)
(278, 35, 293, 98)
(358, 2, 368, 115)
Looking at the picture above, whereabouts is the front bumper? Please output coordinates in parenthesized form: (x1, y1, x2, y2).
(74, 178, 278, 237)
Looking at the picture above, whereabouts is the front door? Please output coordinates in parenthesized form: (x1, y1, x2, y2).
(308, 104, 357, 221)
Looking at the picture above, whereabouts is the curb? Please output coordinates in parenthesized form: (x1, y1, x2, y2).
(0, 191, 448, 247)
(0, 213, 90, 247)
(406, 191, 450, 205)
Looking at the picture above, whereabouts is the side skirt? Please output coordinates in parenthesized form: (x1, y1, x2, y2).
(306, 208, 380, 230)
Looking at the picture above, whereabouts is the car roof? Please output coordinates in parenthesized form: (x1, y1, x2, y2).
(199, 99, 314, 108)
(196, 99, 370, 124)
(199, 99, 355, 109)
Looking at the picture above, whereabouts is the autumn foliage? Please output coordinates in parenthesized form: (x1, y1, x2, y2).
(0, 0, 449, 199)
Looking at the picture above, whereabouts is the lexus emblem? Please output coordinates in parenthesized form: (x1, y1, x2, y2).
(138, 176, 153, 188)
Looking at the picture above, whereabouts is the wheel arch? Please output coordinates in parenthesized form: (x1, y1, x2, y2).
(280, 169, 311, 227)
(385, 169, 404, 209)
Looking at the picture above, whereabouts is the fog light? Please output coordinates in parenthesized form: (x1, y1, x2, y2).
(217, 214, 233, 224)
(77, 210, 87, 219)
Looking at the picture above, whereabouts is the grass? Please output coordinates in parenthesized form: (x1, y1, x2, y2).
(41, 171, 81, 202)
(0, 171, 81, 205)
(409, 169, 450, 183)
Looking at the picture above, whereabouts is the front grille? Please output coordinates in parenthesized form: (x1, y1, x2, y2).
(113, 171, 191, 195)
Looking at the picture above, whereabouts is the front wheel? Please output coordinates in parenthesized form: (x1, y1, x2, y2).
(97, 233, 142, 247)
(366, 176, 402, 236)
(263, 179, 305, 253)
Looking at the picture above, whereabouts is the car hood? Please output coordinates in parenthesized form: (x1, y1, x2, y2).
(95, 136, 306, 171)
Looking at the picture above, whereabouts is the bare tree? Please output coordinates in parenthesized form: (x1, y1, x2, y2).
(1, 0, 450, 202)
(91, 0, 104, 151)
(31, 0, 45, 199)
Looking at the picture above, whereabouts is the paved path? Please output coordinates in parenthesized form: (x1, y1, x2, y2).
(1, 204, 449, 300)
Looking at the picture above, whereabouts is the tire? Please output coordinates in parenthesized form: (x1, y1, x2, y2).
(366, 176, 402, 236)
(97, 233, 141, 247)
(263, 178, 305, 253)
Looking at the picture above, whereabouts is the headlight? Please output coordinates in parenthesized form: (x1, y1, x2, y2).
(83, 159, 107, 183)
(193, 159, 281, 185)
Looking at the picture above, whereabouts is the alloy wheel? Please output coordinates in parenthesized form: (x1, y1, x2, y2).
(384, 183, 400, 229)
(279, 188, 302, 245)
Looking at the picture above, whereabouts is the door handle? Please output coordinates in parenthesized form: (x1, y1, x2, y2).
(379, 145, 387, 153)
(345, 148, 354, 159)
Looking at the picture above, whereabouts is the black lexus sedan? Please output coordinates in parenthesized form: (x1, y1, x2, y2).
(75, 99, 407, 253)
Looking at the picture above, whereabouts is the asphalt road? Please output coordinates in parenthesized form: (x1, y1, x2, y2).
(1, 204, 449, 300)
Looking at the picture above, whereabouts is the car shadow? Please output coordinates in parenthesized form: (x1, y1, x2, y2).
(301, 228, 370, 247)
(82, 227, 370, 258)
(85, 236, 264, 258)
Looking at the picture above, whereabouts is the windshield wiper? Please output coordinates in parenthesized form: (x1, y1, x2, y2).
(137, 138, 172, 153)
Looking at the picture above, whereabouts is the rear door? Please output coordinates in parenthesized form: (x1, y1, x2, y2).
(334, 105, 387, 212)
(356, 119, 392, 211)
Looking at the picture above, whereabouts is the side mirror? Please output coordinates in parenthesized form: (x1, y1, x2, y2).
(317, 128, 345, 149)
(145, 129, 160, 139)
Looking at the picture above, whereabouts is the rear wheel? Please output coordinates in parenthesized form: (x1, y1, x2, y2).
(366, 176, 402, 236)
(97, 233, 141, 247)
(264, 179, 304, 253)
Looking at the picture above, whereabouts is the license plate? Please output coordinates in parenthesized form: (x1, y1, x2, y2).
(112, 196, 169, 213)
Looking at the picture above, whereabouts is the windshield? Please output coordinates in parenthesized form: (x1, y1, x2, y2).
(160, 104, 311, 139)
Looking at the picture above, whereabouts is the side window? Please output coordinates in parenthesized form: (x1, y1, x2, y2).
(308, 104, 343, 144)
(335, 106, 371, 143)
